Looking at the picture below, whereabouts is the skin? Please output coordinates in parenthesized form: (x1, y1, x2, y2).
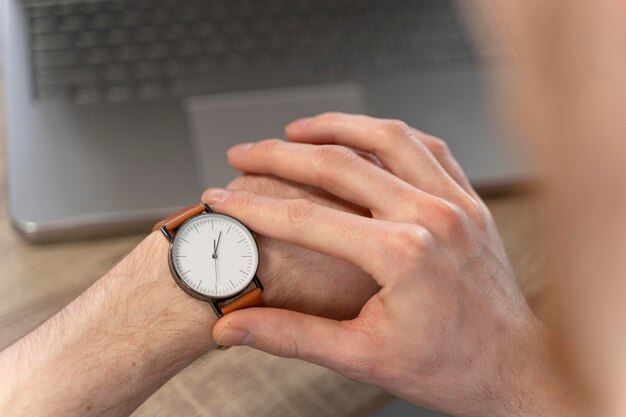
(208, 113, 585, 417)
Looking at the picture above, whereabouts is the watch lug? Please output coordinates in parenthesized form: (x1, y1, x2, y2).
(253, 275, 264, 292)
(203, 203, 213, 213)
(210, 299, 225, 318)
(160, 225, 174, 242)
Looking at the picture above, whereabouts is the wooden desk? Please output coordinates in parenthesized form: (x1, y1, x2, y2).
(0, 129, 548, 416)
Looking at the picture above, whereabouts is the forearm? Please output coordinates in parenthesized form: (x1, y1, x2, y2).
(0, 232, 218, 417)
(493, 317, 587, 417)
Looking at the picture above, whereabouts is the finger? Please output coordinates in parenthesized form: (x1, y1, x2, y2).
(410, 129, 477, 198)
(202, 188, 397, 284)
(227, 139, 431, 219)
(354, 149, 386, 170)
(227, 174, 371, 217)
(213, 307, 368, 378)
(285, 113, 476, 204)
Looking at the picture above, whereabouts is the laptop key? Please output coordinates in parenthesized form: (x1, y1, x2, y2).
(74, 88, 102, 105)
(105, 1, 126, 13)
(31, 17, 58, 34)
(137, 84, 164, 100)
(175, 40, 202, 57)
(35, 50, 81, 68)
(53, 4, 79, 17)
(33, 33, 73, 51)
(135, 25, 159, 43)
(58, 15, 85, 32)
(28, 6, 53, 18)
(105, 28, 131, 45)
(103, 64, 132, 82)
(106, 86, 132, 103)
(84, 48, 111, 65)
(88, 13, 114, 30)
(80, 2, 104, 14)
(115, 44, 142, 62)
(75, 31, 103, 48)
(191, 56, 216, 73)
(37, 67, 99, 86)
(144, 42, 170, 60)
(133, 61, 161, 80)
(192, 21, 216, 38)
(162, 59, 190, 77)
(118, 10, 142, 27)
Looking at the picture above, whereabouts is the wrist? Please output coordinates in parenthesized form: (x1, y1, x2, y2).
(0, 232, 224, 417)
(122, 231, 278, 352)
(105, 231, 219, 355)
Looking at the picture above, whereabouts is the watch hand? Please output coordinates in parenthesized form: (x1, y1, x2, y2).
(214, 256, 219, 291)
(215, 231, 222, 256)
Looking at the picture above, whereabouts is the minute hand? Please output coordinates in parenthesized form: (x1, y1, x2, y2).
(214, 231, 222, 256)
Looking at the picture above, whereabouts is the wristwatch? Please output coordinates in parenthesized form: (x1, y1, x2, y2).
(153, 204, 264, 317)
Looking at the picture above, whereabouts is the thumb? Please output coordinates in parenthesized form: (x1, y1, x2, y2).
(213, 307, 365, 372)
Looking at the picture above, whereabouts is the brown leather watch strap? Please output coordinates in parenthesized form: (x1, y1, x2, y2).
(220, 287, 263, 315)
(152, 204, 206, 234)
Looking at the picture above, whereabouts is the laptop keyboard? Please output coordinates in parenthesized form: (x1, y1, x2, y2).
(28, 0, 476, 105)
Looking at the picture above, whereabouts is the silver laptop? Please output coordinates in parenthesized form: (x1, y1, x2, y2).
(2, 0, 531, 243)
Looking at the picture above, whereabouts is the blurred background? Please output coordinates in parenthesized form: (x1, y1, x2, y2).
(3, 0, 533, 243)
(0, 0, 545, 416)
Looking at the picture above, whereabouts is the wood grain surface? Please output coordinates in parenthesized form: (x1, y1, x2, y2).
(0, 119, 549, 416)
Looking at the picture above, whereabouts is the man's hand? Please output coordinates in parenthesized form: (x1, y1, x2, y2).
(206, 113, 584, 417)
(226, 174, 378, 319)
(0, 149, 379, 417)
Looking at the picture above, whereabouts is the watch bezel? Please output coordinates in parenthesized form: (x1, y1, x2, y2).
(167, 212, 260, 303)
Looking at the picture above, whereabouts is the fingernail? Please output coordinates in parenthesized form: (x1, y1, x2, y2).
(216, 327, 255, 347)
(203, 188, 230, 205)
(286, 117, 311, 132)
(229, 143, 254, 155)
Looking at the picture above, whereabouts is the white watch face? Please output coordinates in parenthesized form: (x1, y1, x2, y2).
(170, 213, 259, 299)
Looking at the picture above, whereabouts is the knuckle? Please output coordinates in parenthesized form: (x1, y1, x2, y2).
(385, 225, 432, 261)
(403, 190, 427, 214)
(285, 198, 315, 227)
(226, 175, 252, 190)
(313, 145, 358, 171)
(430, 200, 468, 236)
(466, 198, 492, 229)
(237, 175, 280, 196)
(424, 136, 451, 159)
(256, 138, 282, 152)
(379, 119, 413, 139)
(227, 191, 253, 212)
(313, 111, 344, 124)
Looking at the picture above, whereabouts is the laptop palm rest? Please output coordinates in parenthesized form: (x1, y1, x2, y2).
(184, 82, 367, 189)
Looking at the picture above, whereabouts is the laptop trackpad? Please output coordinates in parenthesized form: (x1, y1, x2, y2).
(184, 82, 366, 189)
